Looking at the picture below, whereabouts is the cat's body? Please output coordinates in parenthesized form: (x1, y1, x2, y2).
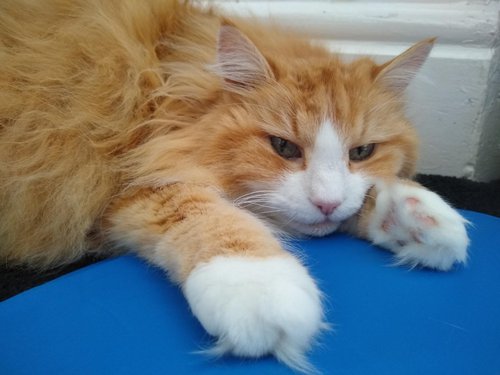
(0, 0, 468, 371)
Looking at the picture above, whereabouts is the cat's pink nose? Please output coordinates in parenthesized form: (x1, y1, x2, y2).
(312, 200, 340, 216)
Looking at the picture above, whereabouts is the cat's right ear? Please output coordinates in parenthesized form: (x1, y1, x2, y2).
(375, 38, 436, 93)
(212, 24, 275, 94)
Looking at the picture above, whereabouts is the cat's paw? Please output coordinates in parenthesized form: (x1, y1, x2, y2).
(368, 182, 469, 271)
(183, 255, 324, 373)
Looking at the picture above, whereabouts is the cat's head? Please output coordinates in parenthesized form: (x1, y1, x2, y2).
(200, 25, 434, 236)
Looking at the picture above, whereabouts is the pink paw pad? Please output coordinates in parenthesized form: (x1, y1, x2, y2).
(381, 205, 396, 233)
(405, 197, 420, 207)
(405, 197, 438, 227)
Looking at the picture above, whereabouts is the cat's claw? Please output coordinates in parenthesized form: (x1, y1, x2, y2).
(368, 182, 469, 271)
(183, 255, 324, 373)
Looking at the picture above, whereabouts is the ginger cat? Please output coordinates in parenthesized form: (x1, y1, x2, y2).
(0, 0, 468, 372)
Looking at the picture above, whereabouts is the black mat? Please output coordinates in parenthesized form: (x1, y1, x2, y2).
(416, 174, 500, 218)
(1, 174, 499, 302)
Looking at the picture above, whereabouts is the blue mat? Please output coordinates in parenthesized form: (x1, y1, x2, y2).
(1, 210, 499, 374)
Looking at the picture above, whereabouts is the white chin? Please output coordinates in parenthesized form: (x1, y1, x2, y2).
(287, 220, 340, 237)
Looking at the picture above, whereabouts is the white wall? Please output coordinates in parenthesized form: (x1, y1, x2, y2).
(209, 0, 500, 181)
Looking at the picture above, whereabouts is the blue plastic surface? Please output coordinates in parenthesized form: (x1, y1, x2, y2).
(1, 210, 499, 375)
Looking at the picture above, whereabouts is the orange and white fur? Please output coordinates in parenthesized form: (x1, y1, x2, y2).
(0, 0, 468, 372)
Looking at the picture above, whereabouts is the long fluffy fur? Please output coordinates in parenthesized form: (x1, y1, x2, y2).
(0, 0, 216, 266)
(0, 0, 418, 267)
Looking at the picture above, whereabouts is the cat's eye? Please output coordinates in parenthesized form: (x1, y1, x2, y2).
(269, 136, 302, 159)
(349, 143, 376, 162)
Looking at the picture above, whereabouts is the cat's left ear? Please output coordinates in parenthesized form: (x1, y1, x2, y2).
(213, 24, 275, 93)
(375, 38, 436, 93)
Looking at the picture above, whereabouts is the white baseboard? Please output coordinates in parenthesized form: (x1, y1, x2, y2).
(209, 0, 500, 181)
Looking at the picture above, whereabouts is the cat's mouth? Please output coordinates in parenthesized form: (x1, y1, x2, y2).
(288, 219, 340, 237)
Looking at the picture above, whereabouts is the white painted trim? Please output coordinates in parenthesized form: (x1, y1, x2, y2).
(210, 1, 498, 47)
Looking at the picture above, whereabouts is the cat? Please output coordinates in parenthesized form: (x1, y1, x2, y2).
(0, 0, 469, 372)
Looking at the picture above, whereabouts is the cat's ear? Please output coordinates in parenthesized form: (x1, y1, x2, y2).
(375, 38, 436, 93)
(213, 24, 274, 93)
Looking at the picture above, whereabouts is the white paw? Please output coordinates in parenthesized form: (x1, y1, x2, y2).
(368, 182, 469, 271)
(183, 255, 324, 373)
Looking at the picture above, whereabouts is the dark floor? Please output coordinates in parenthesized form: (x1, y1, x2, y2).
(415, 174, 500, 218)
(1, 174, 499, 302)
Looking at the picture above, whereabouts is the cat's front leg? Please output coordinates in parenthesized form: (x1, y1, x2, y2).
(105, 183, 323, 372)
(347, 180, 469, 270)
